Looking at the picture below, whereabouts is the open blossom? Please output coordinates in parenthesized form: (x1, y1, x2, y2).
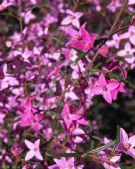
(117, 128, 135, 159)
(66, 23, 96, 52)
(120, 26, 135, 45)
(61, 10, 83, 29)
(60, 104, 88, 130)
(25, 139, 43, 161)
(99, 151, 121, 169)
(49, 157, 84, 169)
(93, 74, 120, 104)
(106, 34, 121, 49)
(17, 97, 43, 132)
(117, 42, 135, 64)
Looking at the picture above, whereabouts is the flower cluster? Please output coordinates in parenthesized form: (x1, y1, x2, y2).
(0, 0, 135, 168)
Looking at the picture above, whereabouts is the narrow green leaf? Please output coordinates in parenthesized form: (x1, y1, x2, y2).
(45, 152, 81, 158)
(73, 52, 86, 64)
(111, 125, 120, 155)
(88, 140, 115, 154)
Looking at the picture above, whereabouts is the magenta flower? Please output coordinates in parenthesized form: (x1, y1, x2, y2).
(66, 23, 96, 52)
(17, 97, 43, 133)
(25, 139, 43, 161)
(117, 128, 135, 159)
(98, 74, 119, 104)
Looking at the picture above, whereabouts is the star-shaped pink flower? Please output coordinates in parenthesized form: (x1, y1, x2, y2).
(25, 139, 43, 161)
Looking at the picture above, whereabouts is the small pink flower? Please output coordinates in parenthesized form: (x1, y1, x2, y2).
(49, 157, 84, 169)
(61, 10, 83, 29)
(117, 128, 135, 159)
(106, 34, 121, 49)
(98, 74, 119, 104)
(25, 139, 43, 161)
(117, 42, 135, 64)
(66, 23, 96, 52)
(120, 26, 135, 45)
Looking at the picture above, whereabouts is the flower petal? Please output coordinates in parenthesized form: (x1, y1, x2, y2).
(34, 139, 40, 148)
(25, 139, 35, 150)
(99, 74, 107, 88)
(120, 128, 128, 144)
(129, 135, 135, 148)
(35, 151, 43, 160)
(103, 91, 112, 104)
(25, 150, 34, 161)
(127, 148, 135, 159)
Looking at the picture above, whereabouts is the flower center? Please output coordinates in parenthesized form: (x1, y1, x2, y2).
(123, 143, 131, 151)
(102, 87, 107, 91)
(33, 147, 38, 152)
(75, 34, 83, 40)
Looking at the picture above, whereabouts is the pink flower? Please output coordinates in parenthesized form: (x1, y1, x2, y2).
(61, 10, 83, 29)
(106, 34, 121, 49)
(49, 157, 84, 169)
(117, 128, 135, 159)
(111, 81, 126, 100)
(66, 23, 96, 52)
(101, 153, 121, 169)
(98, 74, 119, 104)
(25, 139, 43, 161)
(60, 104, 88, 130)
(17, 97, 43, 133)
(0, 64, 19, 90)
(120, 26, 135, 45)
(117, 42, 135, 64)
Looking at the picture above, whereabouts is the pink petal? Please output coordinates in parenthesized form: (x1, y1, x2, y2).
(130, 35, 135, 45)
(61, 104, 70, 116)
(35, 151, 43, 160)
(129, 135, 135, 148)
(125, 42, 131, 50)
(72, 19, 80, 29)
(99, 74, 107, 88)
(127, 148, 135, 159)
(117, 50, 126, 56)
(54, 158, 67, 167)
(25, 150, 35, 161)
(80, 23, 90, 42)
(73, 128, 85, 135)
(103, 91, 112, 104)
(74, 136, 83, 143)
(25, 139, 35, 150)
(34, 139, 40, 148)
(110, 155, 121, 162)
(107, 82, 119, 91)
(61, 16, 72, 25)
(120, 128, 129, 144)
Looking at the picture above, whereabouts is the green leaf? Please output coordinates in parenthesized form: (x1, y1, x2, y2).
(88, 140, 115, 154)
(120, 13, 135, 26)
(73, 52, 86, 64)
(45, 152, 81, 158)
(111, 125, 120, 155)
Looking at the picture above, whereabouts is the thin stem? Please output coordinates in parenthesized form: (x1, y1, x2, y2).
(108, 0, 127, 38)
(92, 0, 127, 64)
